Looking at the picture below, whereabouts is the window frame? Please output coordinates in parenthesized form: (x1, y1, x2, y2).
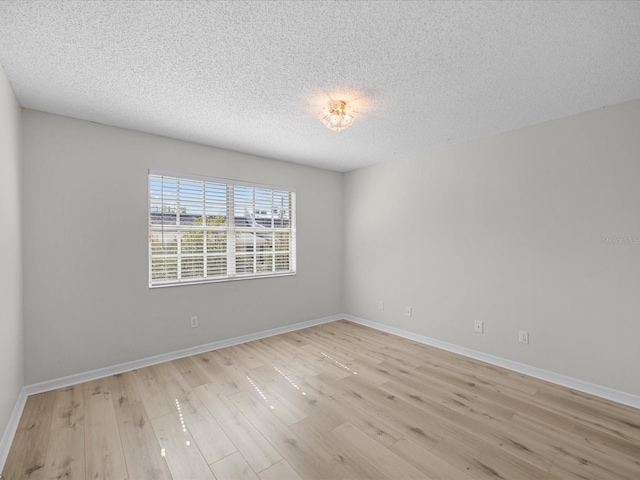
(148, 170, 296, 288)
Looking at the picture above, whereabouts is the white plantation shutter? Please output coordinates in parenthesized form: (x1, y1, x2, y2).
(149, 171, 296, 287)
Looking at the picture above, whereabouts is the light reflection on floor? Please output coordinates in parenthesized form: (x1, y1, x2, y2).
(320, 351, 357, 375)
(274, 366, 307, 395)
(246, 376, 275, 409)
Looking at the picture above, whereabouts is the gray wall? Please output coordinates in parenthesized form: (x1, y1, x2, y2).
(0, 67, 23, 438)
(18, 98, 640, 399)
(22, 110, 343, 384)
(343, 99, 640, 396)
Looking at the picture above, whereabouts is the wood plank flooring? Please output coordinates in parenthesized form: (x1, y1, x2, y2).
(4, 320, 640, 479)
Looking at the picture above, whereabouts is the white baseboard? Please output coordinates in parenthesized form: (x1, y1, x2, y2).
(3, 312, 639, 472)
(2, 313, 338, 472)
(24, 314, 341, 397)
(343, 314, 640, 409)
(0, 387, 27, 472)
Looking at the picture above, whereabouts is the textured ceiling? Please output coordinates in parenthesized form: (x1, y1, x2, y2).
(1, 1, 639, 172)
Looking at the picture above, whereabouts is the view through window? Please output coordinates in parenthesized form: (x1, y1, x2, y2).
(149, 172, 296, 287)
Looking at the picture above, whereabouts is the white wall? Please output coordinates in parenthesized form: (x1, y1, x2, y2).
(0, 67, 23, 441)
(344, 99, 640, 396)
(22, 111, 343, 384)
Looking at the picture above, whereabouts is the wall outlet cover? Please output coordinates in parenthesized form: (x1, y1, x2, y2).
(474, 320, 484, 333)
(519, 330, 529, 344)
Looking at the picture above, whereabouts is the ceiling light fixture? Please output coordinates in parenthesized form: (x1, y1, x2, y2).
(320, 100, 357, 132)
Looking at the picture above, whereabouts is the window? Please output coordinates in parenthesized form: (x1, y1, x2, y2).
(149, 171, 296, 287)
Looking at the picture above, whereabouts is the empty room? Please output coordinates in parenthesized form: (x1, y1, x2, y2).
(1, 1, 640, 479)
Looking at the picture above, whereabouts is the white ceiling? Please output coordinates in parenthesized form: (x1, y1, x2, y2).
(1, 1, 639, 172)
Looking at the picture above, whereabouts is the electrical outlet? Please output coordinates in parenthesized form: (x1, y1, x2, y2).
(405, 306, 412, 317)
(519, 330, 529, 344)
(191, 316, 199, 328)
(474, 320, 484, 333)
(378, 300, 384, 310)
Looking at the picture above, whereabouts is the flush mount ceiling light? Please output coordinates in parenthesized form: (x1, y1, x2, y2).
(320, 100, 358, 132)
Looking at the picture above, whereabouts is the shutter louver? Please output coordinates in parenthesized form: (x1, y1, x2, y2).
(149, 172, 296, 287)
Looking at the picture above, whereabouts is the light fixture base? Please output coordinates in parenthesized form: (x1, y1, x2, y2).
(320, 100, 357, 132)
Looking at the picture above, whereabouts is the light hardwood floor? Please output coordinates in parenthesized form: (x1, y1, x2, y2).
(4, 320, 640, 479)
